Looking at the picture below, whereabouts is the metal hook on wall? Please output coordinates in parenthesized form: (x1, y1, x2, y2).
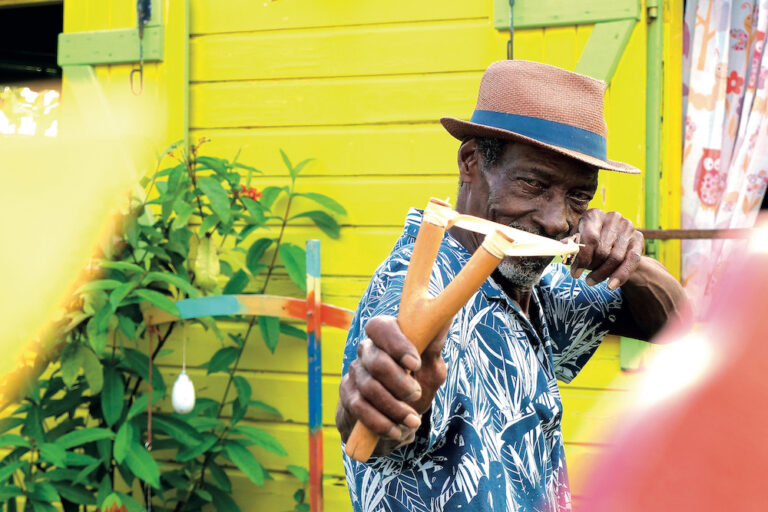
(130, 0, 152, 95)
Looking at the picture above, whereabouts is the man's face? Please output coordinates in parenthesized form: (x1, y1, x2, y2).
(462, 140, 598, 287)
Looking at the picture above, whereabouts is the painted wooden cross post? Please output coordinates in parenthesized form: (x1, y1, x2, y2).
(142, 240, 353, 512)
(305, 240, 324, 512)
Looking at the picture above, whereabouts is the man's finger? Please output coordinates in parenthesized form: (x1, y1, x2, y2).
(365, 315, 421, 371)
(360, 337, 422, 401)
(571, 211, 603, 277)
(352, 363, 422, 428)
(605, 233, 643, 289)
(340, 366, 418, 439)
(585, 223, 632, 285)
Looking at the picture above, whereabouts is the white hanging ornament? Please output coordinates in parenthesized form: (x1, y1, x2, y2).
(172, 324, 195, 414)
(172, 371, 195, 414)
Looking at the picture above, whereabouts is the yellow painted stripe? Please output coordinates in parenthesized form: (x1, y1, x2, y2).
(189, 0, 490, 34)
(191, 21, 505, 82)
(191, 124, 461, 176)
(190, 73, 482, 129)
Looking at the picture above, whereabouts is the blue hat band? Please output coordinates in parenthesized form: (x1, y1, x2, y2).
(469, 110, 607, 161)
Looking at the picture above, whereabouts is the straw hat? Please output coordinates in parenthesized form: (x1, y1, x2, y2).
(441, 60, 640, 174)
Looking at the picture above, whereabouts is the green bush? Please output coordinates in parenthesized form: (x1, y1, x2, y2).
(0, 140, 345, 512)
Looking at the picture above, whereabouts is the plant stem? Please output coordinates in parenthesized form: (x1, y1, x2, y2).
(260, 187, 295, 294)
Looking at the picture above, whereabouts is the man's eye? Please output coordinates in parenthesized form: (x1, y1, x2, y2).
(520, 178, 545, 189)
(569, 192, 592, 203)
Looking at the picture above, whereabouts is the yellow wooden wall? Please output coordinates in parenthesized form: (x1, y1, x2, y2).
(59, 0, 682, 509)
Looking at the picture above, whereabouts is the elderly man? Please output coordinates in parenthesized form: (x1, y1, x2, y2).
(336, 60, 686, 512)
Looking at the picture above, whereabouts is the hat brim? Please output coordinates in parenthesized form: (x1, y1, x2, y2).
(440, 117, 641, 174)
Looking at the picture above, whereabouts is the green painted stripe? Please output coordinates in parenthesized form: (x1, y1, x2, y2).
(495, 0, 640, 30)
(575, 19, 636, 84)
(58, 27, 164, 66)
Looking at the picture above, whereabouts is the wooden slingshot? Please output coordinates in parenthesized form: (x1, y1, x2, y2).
(344, 197, 580, 462)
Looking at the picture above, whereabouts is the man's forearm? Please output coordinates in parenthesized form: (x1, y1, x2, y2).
(616, 256, 688, 340)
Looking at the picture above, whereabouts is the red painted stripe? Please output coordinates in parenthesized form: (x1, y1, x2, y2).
(309, 431, 324, 512)
(321, 304, 354, 330)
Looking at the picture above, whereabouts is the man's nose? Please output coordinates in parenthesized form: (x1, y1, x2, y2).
(532, 197, 570, 239)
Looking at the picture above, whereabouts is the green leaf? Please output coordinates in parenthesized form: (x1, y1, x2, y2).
(81, 347, 103, 393)
(292, 158, 313, 179)
(63, 451, 99, 468)
(206, 346, 240, 374)
(279, 243, 306, 291)
(124, 443, 160, 489)
(56, 427, 114, 449)
(223, 269, 249, 295)
(133, 288, 180, 316)
(196, 489, 213, 502)
(151, 415, 201, 447)
(294, 192, 346, 215)
(113, 421, 133, 464)
(121, 348, 166, 393)
(246, 238, 273, 275)
(198, 212, 220, 235)
(98, 260, 144, 274)
(75, 279, 123, 294)
(241, 197, 266, 225)
(172, 200, 194, 230)
(0, 461, 27, 482)
(38, 442, 67, 467)
(293, 488, 305, 503)
(117, 314, 137, 340)
(86, 306, 111, 354)
(0, 486, 23, 500)
(126, 391, 164, 421)
(290, 210, 340, 239)
(60, 343, 82, 389)
(142, 271, 200, 298)
(194, 235, 220, 292)
(51, 483, 97, 505)
(249, 400, 281, 416)
(176, 433, 217, 462)
(231, 425, 287, 456)
(223, 441, 264, 486)
(232, 376, 251, 408)
(287, 464, 309, 483)
(0, 417, 24, 435)
(279, 321, 306, 340)
(109, 282, 135, 310)
(209, 486, 241, 512)
(197, 176, 232, 224)
(21, 407, 44, 443)
(259, 186, 286, 211)
(196, 156, 228, 176)
(207, 461, 231, 492)
(258, 316, 280, 353)
(280, 149, 293, 176)
(27, 481, 59, 504)
(101, 366, 125, 427)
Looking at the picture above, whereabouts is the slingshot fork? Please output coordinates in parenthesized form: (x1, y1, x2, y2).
(344, 198, 580, 462)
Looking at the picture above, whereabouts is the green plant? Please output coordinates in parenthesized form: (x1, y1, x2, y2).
(0, 140, 345, 512)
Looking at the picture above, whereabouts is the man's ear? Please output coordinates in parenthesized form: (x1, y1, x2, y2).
(458, 139, 481, 184)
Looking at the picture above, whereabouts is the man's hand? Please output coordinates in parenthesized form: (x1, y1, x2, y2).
(568, 209, 644, 290)
(336, 315, 448, 457)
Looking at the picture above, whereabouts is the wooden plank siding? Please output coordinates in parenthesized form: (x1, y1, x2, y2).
(57, 0, 663, 508)
(183, 1, 650, 508)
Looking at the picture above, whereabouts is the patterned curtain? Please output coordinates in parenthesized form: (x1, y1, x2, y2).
(682, 0, 768, 310)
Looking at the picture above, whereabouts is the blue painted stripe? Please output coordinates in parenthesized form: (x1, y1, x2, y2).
(307, 331, 322, 430)
(469, 110, 607, 160)
(306, 239, 321, 279)
(176, 296, 243, 319)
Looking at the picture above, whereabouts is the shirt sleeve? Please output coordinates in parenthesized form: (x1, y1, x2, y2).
(538, 263, 624, 384)
(341, 242, 458, 474)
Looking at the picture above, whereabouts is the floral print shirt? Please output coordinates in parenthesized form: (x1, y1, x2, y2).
(341, 209, 624, 512)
